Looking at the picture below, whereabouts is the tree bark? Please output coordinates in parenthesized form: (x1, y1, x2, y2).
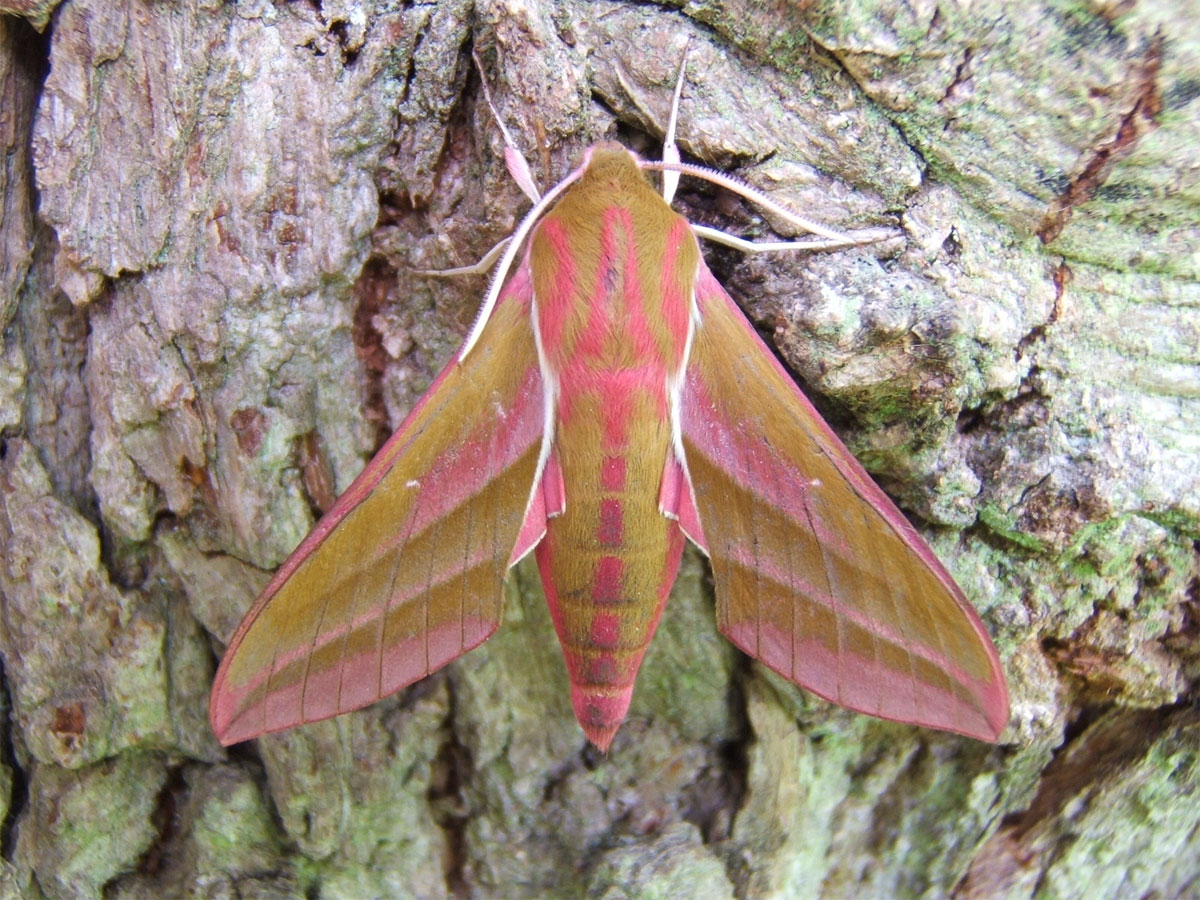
(1, 1, 1197, 898)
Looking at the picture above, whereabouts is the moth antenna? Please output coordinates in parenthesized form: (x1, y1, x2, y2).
(643, 159, 863, 244)
(459, 167, 584, 361)
(472, 48, 542, 203)
(661, 39, 691, 204)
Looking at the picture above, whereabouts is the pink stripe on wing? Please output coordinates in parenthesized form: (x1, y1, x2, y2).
(722, 619, 993, 739)
(238, 613, 500, 738)
(250, 268, 537, 611)
(682, 373, 853, 559)
(228, 543, 503, 719)
(720, 544, 984, 695)
(692, 266, 969, 591)
(382, 366, 544, 555)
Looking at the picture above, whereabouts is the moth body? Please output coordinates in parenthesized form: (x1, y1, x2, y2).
(528, 146, 701, 748)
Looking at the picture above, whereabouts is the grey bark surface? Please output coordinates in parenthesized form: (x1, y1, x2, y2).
(0, 1, 1197, 898)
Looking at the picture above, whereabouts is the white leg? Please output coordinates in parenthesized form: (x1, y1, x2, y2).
(691, 224, 894, 253)
(414, 236, 511, 277)
(472, 49, 541, 203)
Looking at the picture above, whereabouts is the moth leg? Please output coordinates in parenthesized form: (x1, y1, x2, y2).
(473, 49, 541, 204)
(414, 237, 512, 278)
(691, 224, 893, 254)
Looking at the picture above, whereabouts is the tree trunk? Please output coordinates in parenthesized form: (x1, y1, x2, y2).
(1, 1, 1197, 898)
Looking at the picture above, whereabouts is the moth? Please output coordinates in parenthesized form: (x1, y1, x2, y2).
(210, 53, 1008, 750)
